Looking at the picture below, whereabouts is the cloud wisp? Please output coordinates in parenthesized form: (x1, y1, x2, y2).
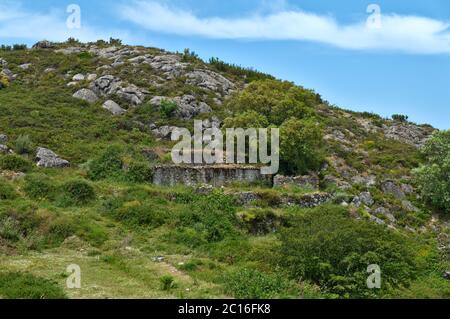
(0, 2, 129, 44)
(119, 0, 450, 54)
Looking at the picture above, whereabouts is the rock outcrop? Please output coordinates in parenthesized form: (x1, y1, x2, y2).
(383, 123, 433, 148)
(35, 147, 70, 168)
(102, 100, 126, 115)
(186, 69, 234, 95)
(150, 95, 212, 120)
(73, 89, 98, 104)
(32, 40, 54, 49)
(274, 174, 319, 189)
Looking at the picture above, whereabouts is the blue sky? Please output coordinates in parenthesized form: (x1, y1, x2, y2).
(0, 0, 449, 129)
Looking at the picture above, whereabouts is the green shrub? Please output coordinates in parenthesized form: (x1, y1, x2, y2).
(160, 275, 177, 291)
(0, 74, 9, 88)
(23, 174, 55, 200)
(125, 162, 153, 183)
(0, 272, 67, 299)
(111, 200, 170, 228)
(280, 118, 324, 175)
(178, 191, 238, 243)
(209, 57, 274, 83)
(0, 154, 33, 172)
(87, 146, 123, 180)
(61, 179, 96, 205)
(14, 135, 33, 155)
(0, 178, 17, 200)
(414, 130, 450, 213)
(224, 268, 291, 299)
(238, 209, 284, 235)
(279, 205, 417, 298)
(392, 114, 409, 123)
(226, 79, 320, 125)
(0, 205, 75, 249)
(160, 99, 178, 118)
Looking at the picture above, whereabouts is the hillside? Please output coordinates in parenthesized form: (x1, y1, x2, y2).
(0, 39, 448, 299)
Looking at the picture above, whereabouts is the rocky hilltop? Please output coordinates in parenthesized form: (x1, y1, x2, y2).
(0, 40, 448, 299)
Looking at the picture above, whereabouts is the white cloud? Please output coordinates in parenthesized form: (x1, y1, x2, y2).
(0, 2, 130, 44)
(119, 0, 450, 54)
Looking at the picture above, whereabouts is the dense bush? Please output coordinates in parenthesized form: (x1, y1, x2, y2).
(0, 178, 18, 200)
(209, 57, 275, 83)
(0, 204, 75, 250)
(223, 111, 269, 129)
(280, 118, 324, 175)
(224, 268, 291, 299)
(227, 80, 320, 126)
(61, 179, 96, 205)
(0, 154, 33, 172)
(23, 174, 55, 200)
(87, 146, 123, 180)
(414, 130, 450, 213)
(111, 200, 170, 228)
(14, 135, 33, 155)
(279, 206, 417, 298)
(0, 272, 67, 299)
(125, 162, 153, 183)
(177, 191, 238, 243)
(160, 99, 178, 118)
(238, 209, 284, 235)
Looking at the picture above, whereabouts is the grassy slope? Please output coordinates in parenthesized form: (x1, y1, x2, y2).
(0, 45, 449, 299)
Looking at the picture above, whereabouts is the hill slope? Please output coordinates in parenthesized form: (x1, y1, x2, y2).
(0, 40, 448, 299)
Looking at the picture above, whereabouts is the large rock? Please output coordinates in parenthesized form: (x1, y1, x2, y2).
(186, 70, 234, 95)
(152, 125, 185, 140)
(73, 89, 98, 104)
(72, 73, 85, 81)
(117, 84, 146, 106)
(18, 63, 32, 70)
(381, 180, 406, 199)
(35, 147, 70, 168)
(383, 123, 432, 148)
(102, 100, 126, 116)
(352, 192, 374, 207)
(0, 144, 8, 154)
(146, 55, 188, 79)
(32, 40, 53, 49)
(90, 75, 122, 96)
(0, 134, 7, 144)
(0, 58, 7, 66)
(274, 174, 319, 189)
(1, 68, 15, 81)
(150, 95, 211, 120)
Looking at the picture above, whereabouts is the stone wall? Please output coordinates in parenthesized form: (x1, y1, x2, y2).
(153, 165, 273, 187)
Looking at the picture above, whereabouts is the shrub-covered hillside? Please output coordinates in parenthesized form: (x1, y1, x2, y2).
(0, 40, 448, 299)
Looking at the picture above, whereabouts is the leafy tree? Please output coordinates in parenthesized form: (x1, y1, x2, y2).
(279, 118, 324, 175)
(414, 130, 450, 213)
(227, 80, 320, 125)
(223, 111, 269, 129)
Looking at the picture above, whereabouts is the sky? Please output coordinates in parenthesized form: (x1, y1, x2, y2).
(0, 0, 449, 129)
